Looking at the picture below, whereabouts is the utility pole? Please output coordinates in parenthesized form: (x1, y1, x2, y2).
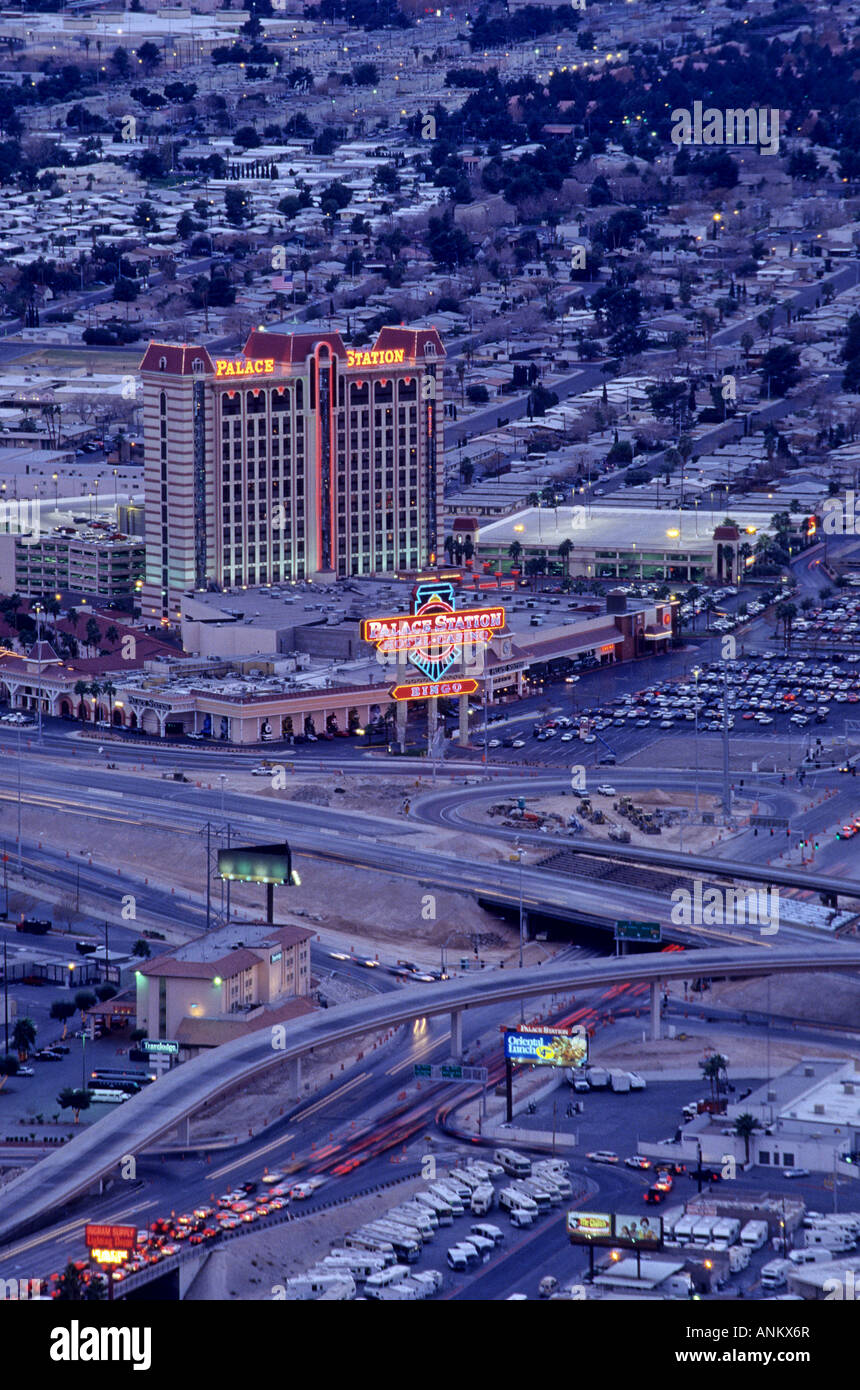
(3, 936, 8, 1055)
(721, 655, 732, 819)
(16, 727, 22, 872)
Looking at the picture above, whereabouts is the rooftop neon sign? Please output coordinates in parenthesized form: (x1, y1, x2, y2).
(215, 358, 275, 377)
(346, 348, 405, 367)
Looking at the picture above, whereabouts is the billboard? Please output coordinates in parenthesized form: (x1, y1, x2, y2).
(85, 1224, 137, 1253)
(391, 678, 478, 701)
(361, 579, 505, 684)
(614, 1214, 663, 1247)
(218, 843, 293, 885)
(504, 1026, 588, 1069)
(566, 1212, 664, 1248)
(567, 1211, 612, 1243)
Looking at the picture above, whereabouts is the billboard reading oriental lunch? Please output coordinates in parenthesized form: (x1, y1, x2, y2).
(503, 1025, 588, 1069)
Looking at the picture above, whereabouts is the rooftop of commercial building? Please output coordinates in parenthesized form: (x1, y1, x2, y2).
(478, 504, 774, 552)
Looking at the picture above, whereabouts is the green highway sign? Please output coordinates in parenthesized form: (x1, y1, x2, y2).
(413, 1063, 487, 1084)
(615, 920, 662, 943)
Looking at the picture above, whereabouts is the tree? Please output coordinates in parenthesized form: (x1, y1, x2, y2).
(426, 213, 473, 271)
(133, 200, 159, 232)
(73, 989, 97, 1022)
(131, 937, 151, 958)
(110, 47, 131, 79)
(85, 616, 101, 652)
(733, 1112, 760, 1164)
(760, 344, 800, 398)
(699, 1052, 729, 1104)
(113, 276, 139, 305)
(54, 1260, 105, 1300)
(12, 1017, 36, 1060)
(224, 187, 251, 227)
(135, 41, 162, 74)
(73, 679, 89, 721)
(776, 600, 798, 649)
(50, 1000, 77, 1040)
(508, 540, 523, 565)
(57, 1087, 92, 1125)
(0, 1054, 18, 1090)
(558, 538, 573, 572)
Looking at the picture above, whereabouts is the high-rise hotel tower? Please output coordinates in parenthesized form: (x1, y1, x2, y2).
(139, 326, 445, 624)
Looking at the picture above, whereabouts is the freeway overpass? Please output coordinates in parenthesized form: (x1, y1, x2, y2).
(2, 943, 860, 1248)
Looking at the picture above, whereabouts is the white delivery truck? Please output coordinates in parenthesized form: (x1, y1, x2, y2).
(740, 1220, 769, 1250)
(610, 1072, 631, 1093)
(586, 1068, 610, 1090)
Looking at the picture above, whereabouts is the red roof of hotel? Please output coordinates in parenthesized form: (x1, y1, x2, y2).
(139, 343, 215, 375)
(242, 329, 347, 363)
(372, 325, 446, 359)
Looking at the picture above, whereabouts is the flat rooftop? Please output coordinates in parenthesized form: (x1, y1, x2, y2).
(478, 505, 773, 552)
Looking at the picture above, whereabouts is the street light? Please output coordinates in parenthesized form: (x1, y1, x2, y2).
(692, 665, 700, 815)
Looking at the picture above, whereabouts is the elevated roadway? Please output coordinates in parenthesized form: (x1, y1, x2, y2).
(2, 943, 860, 1248)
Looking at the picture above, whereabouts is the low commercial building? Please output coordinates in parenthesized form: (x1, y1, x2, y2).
(135, 920, 316, 1056)
(475, 505, 772, 583)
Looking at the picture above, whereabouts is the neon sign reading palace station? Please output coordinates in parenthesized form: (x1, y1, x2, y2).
(213, 348, 407, 378)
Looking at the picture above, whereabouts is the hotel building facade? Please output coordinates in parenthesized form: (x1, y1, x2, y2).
(139, 326, 445, 624)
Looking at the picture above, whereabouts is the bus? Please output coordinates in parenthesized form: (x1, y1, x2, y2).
(87, 1088, 130, 1104)
(90, 1069, 155, 1094)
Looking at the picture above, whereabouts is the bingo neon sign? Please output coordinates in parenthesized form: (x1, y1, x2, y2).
(361, 581, 505, 684)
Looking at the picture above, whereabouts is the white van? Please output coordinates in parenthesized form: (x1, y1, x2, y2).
(471, 1222, 505, 1247)
(447, 1246, 468, 1272)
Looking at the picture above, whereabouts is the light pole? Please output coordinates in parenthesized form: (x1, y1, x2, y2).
(692, 665, 700, 816)
(33, 602, 44, 742)
(218, 774, 227, 819)
(515, 842, 526, 1023)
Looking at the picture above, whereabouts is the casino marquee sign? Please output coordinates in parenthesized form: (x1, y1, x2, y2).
(361, 580, 506, 700)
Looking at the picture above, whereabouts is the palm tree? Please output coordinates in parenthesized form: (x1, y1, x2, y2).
(74, 988, 97, 1024)
(73, 679, 89, 721)
(102, 679, 116, 725)
(66, 606, 79, 630)
(733, 1112, 760, 1164)
(88, 681, 101, 723)
(57, 1086, 91, 1125)
(558, 538, 573, 574)
(508, 540, 523, 566)
(50, 1000, 77, 1040)
(776, 600, 797, 650)
(104, 625, 119, 647)
(699, 1053, 728, 1104)
(12, 1017, 36, 1060)
(443, 535, 455, 563)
